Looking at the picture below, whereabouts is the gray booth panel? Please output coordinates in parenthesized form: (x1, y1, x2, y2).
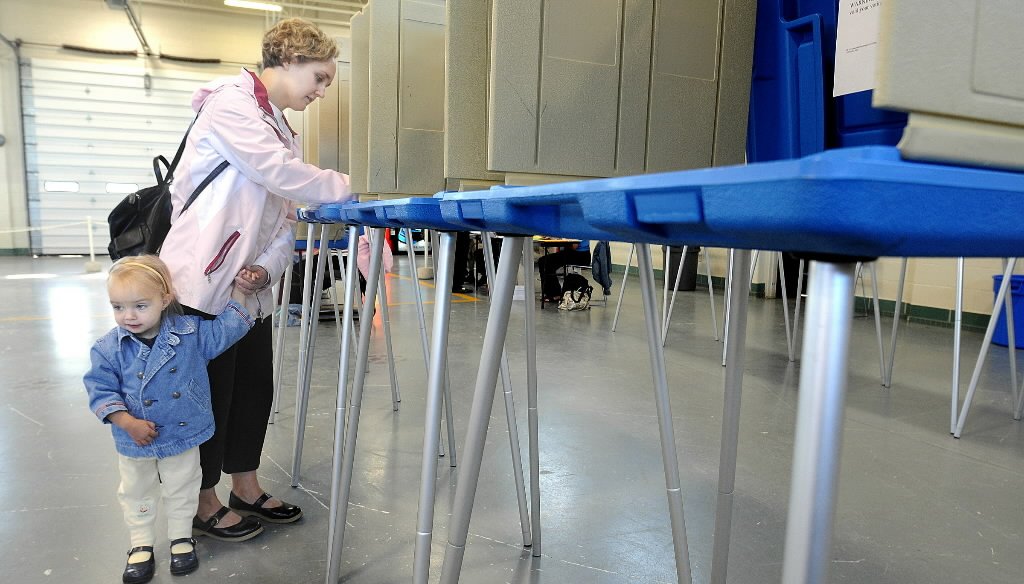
(444, 0, 503, 183)
(349, 9, 370, 194)
(487, 0, 754, 177)
(367, 0, 446, 195)
(874, 0, 1024, 170)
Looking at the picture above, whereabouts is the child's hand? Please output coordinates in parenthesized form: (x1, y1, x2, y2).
(109, 412, 158, 446)
(234, 265, 268, 297)
(230, 283, 248, 303)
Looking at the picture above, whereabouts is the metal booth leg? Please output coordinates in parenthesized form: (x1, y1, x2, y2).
(611, 243, 635, 332)
(271, 257, 295, 424)
(955, 258, 1018, 437)
(704, 247, 720, 342)
(327, 226, 386, 569)
(883, 258, 908, 388)
(662, 246, 688, 346)
(290, 223, 326, 485)
(1002, 260, 1019, 410)
(439, 236, 526, 584)
(428, 229, 455, 458)
(522, 240, 542, 555)
(951, 258, 964, 434)
(722, 249, 735, 366)
(325, 225, 361, 584)
(412, 231, 457, 584)
(636, 244, 693, 584)
(790, 259, 806, 361)
(868, 262, 886, 385)
(709, 250, 752, 584)
(326, 243, 343, 346)
(780, 260, 857, 584)
(778, 252, 795, 362)
(405, 228, 457, 460)
(370, 229, 401, 410)
(481, 232, 533, 547)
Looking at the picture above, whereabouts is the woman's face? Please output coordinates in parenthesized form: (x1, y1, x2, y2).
(281, 59, 336, 111)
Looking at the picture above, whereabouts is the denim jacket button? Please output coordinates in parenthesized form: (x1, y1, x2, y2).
(171, 391, 181, 398)
(143, 399, 153, 407)
(169, 367, 177, 373)
(136, 372, 144, 380)
(178, 421, 187, 426)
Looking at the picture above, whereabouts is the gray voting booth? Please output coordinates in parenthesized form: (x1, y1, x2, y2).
(351, 0, 755, 195)
(348, 0, 446, 197)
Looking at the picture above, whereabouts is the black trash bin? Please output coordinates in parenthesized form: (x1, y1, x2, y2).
(665, 246, 700, 291)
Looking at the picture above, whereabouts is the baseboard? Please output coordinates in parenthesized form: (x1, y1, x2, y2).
(611, 262, 991, 332)
(853, 297, 990, 333)
(609, 264, 763, 296)
(0, 248, 31, 256)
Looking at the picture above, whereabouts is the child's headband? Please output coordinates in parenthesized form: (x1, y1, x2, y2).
(118, 262, 169, 294)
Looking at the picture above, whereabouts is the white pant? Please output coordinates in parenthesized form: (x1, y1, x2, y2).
(117, 448, 201, 547)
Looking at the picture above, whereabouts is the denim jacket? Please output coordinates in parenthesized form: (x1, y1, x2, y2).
(83, 300, 253, 459)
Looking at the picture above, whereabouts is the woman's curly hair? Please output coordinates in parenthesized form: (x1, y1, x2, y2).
(261, 18, 338, 68)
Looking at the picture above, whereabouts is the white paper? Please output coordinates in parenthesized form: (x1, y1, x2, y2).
(833, 0, 883, 97)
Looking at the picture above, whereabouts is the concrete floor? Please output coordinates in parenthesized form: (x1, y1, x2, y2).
(2, 254, 1023, 584)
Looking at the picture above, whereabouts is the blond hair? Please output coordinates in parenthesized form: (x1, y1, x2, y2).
(108, 255, 183, 315)
(261, 18, 338, 68)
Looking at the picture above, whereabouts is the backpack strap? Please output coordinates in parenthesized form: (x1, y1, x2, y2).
(162, 113, 201, 183)
(180, 160, 230, 215)
(153, 155, 172, 185)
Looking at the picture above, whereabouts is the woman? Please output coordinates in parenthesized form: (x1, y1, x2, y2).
(160, 18, 352, 541)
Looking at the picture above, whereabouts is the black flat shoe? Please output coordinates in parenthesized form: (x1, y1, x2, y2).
(122, 546, 155, 584)
(192, 506, 264, 541)
(229, 491, 303, 524)
(169, 537, 199, 576)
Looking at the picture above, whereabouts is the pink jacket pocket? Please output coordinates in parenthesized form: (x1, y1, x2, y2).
(204, 230, 241, 280)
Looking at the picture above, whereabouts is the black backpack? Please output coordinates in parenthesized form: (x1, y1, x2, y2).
(107, 113, 229, 259)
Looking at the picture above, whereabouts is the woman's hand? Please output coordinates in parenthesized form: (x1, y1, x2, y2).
(234, 265, 270, 295)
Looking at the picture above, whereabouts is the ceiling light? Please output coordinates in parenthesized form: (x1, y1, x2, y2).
(224, 0, 283, 12)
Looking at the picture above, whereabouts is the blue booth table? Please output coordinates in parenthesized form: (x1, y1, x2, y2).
(430, 146, 1024, 584)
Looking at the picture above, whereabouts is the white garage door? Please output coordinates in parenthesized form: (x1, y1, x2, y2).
(21, 56, 237, 254)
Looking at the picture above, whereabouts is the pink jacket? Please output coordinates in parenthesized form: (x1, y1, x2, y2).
(160, 69, 352, 317)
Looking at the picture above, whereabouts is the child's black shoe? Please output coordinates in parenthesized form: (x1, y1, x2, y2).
(169, 537, 199, 576)
(122, 546, 155, 584)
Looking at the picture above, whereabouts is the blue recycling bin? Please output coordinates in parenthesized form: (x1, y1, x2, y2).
(991, 275, 1024, 349)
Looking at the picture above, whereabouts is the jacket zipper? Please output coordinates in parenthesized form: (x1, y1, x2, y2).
(204, 230, 241, 282)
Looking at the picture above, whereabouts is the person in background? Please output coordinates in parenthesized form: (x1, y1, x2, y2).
(159, 18, 354, 541)
(538, 240, 591, 303)
(451, 231, 472, 294)
(84, 256, 254, 583)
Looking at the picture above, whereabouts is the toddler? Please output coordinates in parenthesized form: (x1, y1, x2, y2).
(83, 256, 255, 583)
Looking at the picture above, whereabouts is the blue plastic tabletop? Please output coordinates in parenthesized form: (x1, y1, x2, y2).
(439, 147, 1024, 258)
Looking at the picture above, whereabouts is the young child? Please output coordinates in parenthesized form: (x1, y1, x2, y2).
(83, 256, 256, 583)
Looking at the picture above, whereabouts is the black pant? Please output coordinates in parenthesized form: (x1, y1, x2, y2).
(473, 236, 502, 286)
(184, 306, 274, 490)
(538, 249, 591, 299)
(451, 231, 471, 291)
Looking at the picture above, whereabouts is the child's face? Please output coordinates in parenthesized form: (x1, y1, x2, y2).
(108, 283, 170, 339)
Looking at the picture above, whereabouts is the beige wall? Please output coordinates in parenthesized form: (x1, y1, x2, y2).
(865, 257, 1011, 316)
(608, 242, 1009, 316)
